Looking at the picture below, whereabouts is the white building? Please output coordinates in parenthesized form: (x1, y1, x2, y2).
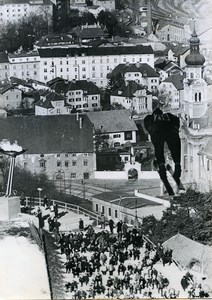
(87, 109, 138, 147)
(49, 79, 101, 112)
(110, 81, 152, 115)
(159, 74, 185, 110)
(110, 62, 160, 93)
(0, 0, 53, 28)
(8, 51, 40, 81)
(35, 90, 72, 115)
(181, 29, 212, 193)
(38, 45, 154, 87)
(0, 52, 9, 81)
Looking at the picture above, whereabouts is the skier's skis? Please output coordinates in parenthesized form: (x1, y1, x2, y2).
(166, 164, 185, 194)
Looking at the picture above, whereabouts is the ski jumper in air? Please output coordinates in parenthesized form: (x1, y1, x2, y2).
(144, 108, 182, 196)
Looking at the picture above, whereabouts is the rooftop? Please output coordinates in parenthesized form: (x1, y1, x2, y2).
(110, 63, 159, 78)
(38, 45, 153, 58)
(93, 191, 162, 209)
(163, 233, 212, 280)
(163, 74, 185, 90)
(111, 81, 150, 98)
(0, 115, 94, 154)
(87, 109, 138, 133)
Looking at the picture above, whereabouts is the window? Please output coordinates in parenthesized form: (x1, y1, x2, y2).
(92, 96, 97, 100)
(113, 134, 121, 138)
(125, 131, 132, 140)
(72, 161, 77, 166)
(82, 67, 86, 71)
(102, 206, 105, 214)
(207, 160, 210, 171)
(84, 172, 89, 179)
(16, 95, 19, 98)
(24, 162, 27, 169)
(76, 91, 81, 95)
(57, 161, 61, 167)
(65, 153, 69, 157)
(71, 173, 76, 178)
(65, 161, 69, 167)
(115, 210, 118, 218)
(40, 161, 45, 168)
(92, 103, 98, 107)
(96, 204, 99, 212)
(108, 207, 111, 216)
(83, 103, 88, 108)
(82, 60, 85, 64)
(84, 160, 88, 166)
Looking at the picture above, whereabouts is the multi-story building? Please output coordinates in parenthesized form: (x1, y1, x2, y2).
(156, 20, 186, 44)
(0, 84, 22, 109)
(50, 79, 101, 112)
(181, 29, 212, 193)
(0, 114, 96, 180)
(87, 109, 138, 147)
(38, 45, 154, 87)
(35, 90, 72, 115)
(109, 62, 160, 93)
(159, 74, 185, 110)
(0, 52, 9, 81)
(110, 81, 152, 115)
(0, 0, 53, 28)
(8, 51, 40, 81)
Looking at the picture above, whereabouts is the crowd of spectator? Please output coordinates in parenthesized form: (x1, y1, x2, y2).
(29, 196, 210, 299)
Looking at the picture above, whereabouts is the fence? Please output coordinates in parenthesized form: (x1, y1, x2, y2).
(28, 222, 53, 300)
(24, 196, 102, 225)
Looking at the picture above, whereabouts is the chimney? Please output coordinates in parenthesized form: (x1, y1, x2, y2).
(147, 0, 152, 36)
(126, 62, 130, 67)
(136, 62, 140, 68)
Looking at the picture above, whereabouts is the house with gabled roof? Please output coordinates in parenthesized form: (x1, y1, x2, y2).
(155, 59, 184, 81)
(34, 34, 75, 49)
(71, 23, 107, 44)
(156, 20, 186, 44)
(110, 81, 152, 115)
(87, 109, 138, 147)
(0, 114, 96, 180)
(159, 74, 185, 110)
(50, 79, 101, 112)
(0, 84, 22, 110)
(167, 45, 190, 68)
(109, 62, 159, 93)
(35, 90, 72, 115)
(163, 233, 212, 283)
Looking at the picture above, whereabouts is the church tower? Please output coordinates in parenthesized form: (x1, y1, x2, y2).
(183, 27, 207, 119)
(181, 27, 212, 192)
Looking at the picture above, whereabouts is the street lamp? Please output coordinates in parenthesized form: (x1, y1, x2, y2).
(37, 187, 42, 206)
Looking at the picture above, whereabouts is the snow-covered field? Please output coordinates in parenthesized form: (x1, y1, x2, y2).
(0, 223, 50, 299)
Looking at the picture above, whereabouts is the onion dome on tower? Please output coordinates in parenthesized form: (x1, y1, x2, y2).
(185, 28, 205, 66)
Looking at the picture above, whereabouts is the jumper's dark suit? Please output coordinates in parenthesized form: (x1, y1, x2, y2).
(144, 108, 181, 196)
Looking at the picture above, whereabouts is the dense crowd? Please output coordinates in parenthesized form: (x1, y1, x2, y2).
(31, 197, 210, 299)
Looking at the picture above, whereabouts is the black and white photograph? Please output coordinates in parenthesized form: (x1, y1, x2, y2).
(0, 0, 212, 299)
